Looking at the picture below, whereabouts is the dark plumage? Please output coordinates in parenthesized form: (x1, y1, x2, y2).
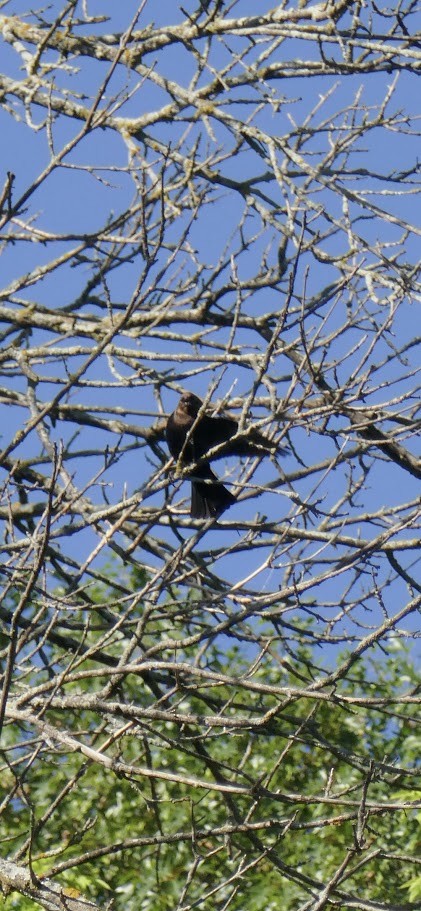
(166, 392, 278, 519)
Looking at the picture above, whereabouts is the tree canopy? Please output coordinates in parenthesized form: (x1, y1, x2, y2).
(0, 1, 420, 909)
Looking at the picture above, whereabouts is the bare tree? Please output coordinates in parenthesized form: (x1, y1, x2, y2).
(0, 2, 420, 909)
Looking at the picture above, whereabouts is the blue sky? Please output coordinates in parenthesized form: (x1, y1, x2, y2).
(0, 0, 419, 667)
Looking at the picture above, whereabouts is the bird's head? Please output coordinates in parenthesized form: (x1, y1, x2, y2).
(178, 392, 203, 418)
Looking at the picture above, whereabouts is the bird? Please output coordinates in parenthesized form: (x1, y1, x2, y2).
(166, 392, 279, 519)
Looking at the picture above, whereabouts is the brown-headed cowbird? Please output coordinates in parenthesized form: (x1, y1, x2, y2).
(166, 392, 279, 519)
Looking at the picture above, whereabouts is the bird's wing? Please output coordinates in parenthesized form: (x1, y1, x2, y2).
(192, 415, 238, 458)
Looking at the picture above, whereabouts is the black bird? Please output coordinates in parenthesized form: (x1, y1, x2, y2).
(166, 392, 278, 519)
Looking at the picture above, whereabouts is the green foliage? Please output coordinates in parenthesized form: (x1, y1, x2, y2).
(1, 565, 419, 911)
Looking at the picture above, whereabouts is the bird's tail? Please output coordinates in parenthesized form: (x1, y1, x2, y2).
(191, 468, 236, 519)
